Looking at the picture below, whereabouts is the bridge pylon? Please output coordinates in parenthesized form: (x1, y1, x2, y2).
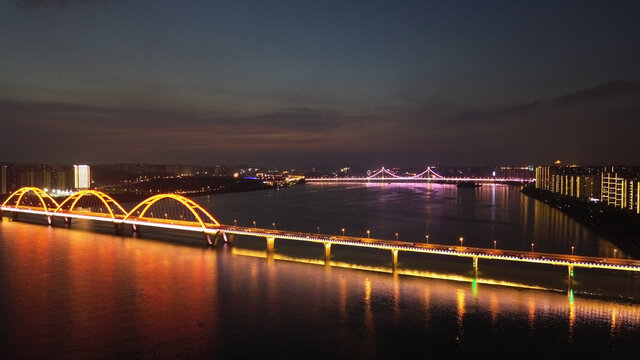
(473, 256, 479, 277)
(391, 249, 399, 270)
(324, 242, 331, 260)
(568, 264, 575, 291)
(266, 237, 275, 252)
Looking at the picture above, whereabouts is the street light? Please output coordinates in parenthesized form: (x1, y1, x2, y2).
(614, 249, 617, 258)
(272, 222, 276, 229)
(459, 236, 463, 246)
(425, 234, 429, 244)
(366, 230, 371, 238)
(395, 232, 399, 241)
(571, 246, 574, 255)
(252, 220, 256, 228)
(317, 226, 320, 234)
(234, 219, 237, 226)
(341, 228, 345, 236)
(531, 243, 534, 252)
(493, 240, 497, 249)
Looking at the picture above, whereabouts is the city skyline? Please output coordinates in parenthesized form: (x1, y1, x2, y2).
(1, 1, 639, 168)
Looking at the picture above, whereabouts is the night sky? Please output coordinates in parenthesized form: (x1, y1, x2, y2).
(1, 0, 639, 168)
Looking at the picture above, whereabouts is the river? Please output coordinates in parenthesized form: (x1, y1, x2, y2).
(1, 183, 639, 358)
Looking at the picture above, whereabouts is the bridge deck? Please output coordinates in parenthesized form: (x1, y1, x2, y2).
(3, 205, 638, 273)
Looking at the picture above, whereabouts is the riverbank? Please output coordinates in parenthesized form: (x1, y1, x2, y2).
(521, 185, 640, 259)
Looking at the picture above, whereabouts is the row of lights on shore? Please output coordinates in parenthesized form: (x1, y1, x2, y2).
(232, 219, 619, 258)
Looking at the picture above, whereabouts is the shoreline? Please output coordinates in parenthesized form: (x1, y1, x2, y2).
(521, 186, 640, 259)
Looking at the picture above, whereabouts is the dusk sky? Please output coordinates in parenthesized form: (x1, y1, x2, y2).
(1, 0, 639, 168)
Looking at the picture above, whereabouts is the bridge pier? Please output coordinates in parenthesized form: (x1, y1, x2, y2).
(266, 237, 275, 252)
(324, 243, 331, 259)
(64, 217, 72, 227)
(47, 216, 53, 226)
(391, 249, 398, 270)
(113, 223, 123, 235)
(206, 231, 222, 247)
(473, 256, 479, 277)
(568, 265, 574, 291)
(223, 232, 234, 244)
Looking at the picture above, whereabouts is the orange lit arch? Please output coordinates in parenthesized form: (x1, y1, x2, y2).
(54, 190, 127, 219)
(1, 187, 59, 212)
(124, 194, 220, 229)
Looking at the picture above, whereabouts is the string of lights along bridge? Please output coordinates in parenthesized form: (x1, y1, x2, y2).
(2, 187, 639, 291)
(305, 166, 534, 184)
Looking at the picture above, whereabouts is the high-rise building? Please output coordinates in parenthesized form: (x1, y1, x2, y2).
(535, 165, 606, 200)
(1, 165, 6, 194)
(74, 165, 91, 189)
(41, 168, 52, 191)
(54, 168, 66, 190)
(600, 168, 640, 213)
(601, 172, 627, 208)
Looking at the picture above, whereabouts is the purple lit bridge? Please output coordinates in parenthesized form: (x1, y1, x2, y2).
(2, 187, 638, 292)
(306, 167, 534, 184)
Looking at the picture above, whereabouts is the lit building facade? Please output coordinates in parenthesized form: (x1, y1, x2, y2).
(535, 165, 600, 199)
(536, 165, 639, 214)
(74, 165, 91, 189)
(601, 171, 640, 214)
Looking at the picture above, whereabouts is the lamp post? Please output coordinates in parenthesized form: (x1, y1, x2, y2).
(317, 226, 320, 234)
(425, 234, 429, 244)
(341, 228, 345, 236)
(366, 230, 370, 238)
(272, 222, 276, 229)
(252, 220, 256, 228)
(395, 232, 399, 241)
(234, 219, 237, 226)
(459, 236, 463, 247)
(493, 240, 496, 249)
(571, 246, 574, 256)
(614, 249, 617, 258)
(531, 243, 534, 252)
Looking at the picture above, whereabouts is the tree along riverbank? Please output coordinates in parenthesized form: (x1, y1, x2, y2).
(521, 185, 640, 259)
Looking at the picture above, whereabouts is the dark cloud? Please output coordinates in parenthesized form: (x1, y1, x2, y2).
(16, 0, 102, 9)
(557, 80, 637, 105)
(1, 79, 639, 167)
(0, 100, 383, 165)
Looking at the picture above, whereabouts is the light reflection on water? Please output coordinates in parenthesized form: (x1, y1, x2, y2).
(2, 183, 640, 357)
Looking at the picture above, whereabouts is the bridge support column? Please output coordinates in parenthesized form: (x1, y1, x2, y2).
(206, 232, 221, 247)
(568, 265, 574, 291)
(473, 256, 479, 277)
(324, 243, 331, 260)
(12, 212, 19, 221)
(47, 216, 53, 226)
(266, 237, 275, 252)
(223, 232, 234, 244)
(391, 249, 399, 270)
(113, 223, 123, 235)
(64, 217, 72, 227)
(131, 224, 138, 233)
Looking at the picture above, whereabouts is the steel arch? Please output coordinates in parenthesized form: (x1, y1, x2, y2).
(54, 190, 127, 219)
(124, 194, 220, 229)
(1, 187, 60, 212)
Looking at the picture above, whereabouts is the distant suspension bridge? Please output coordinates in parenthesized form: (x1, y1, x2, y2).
(305, 166, 534, 184)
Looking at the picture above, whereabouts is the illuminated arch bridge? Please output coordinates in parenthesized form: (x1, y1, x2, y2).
(1, 187, 224, 245)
